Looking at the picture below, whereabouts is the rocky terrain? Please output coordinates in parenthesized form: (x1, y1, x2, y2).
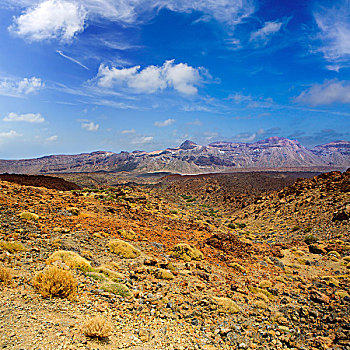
(0, 169, 349, 349)
(155, 171, 320, 214)
(0, 137, 349, 175)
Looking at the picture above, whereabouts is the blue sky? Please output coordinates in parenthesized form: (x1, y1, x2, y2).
(0, 0, 349, 158)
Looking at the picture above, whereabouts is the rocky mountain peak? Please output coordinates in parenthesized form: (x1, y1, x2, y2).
(179, 140, 198, 150)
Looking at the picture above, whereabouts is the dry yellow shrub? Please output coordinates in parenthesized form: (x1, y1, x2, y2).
(32, 266, 77, 299)
(82, 315, 112, 339)
(0, 266, 12, 285)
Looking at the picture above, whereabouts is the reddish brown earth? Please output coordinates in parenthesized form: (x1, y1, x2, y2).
(0, 173, 81, 191)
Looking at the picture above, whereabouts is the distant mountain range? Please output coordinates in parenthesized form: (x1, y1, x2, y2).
(0, 137, 349, 174)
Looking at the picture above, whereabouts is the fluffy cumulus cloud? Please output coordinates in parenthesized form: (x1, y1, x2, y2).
(313, 1, 350, 64)
(3, 112, 45, 123)
(250, 20, 283, 45)
(8, 0, 254, 41)
(10, 0, 86, 41)
(96, 60, 203, 95)
(296, 80, 350, 106)
(0, 77, 43, 97)
(154, 118, 175, 127)
(81, 121, 99, 131)
(0, 130, 22, 141)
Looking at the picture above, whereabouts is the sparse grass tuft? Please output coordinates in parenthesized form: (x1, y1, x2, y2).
(228, 262, 246, 273)
(101, 281, 130, 297)
(86, 271, 109, 282)
(20, 212, 39, 221)
(171, 243, 203, 262)
(0, 266, 12, 285)
(259, 280, 273, 289)
(154, 269, 174, 280)
(304, 234, 318, 245)
(213, 297, 240, 314)
(82, 315, 112, 339)
(47, 250, 91, 271)
(108, 239, 141, 259)
(32, 266, 77, 299)
(93, 265, 123, 281)
(0, 240, 25, 253)
(118, 229, 137, 241)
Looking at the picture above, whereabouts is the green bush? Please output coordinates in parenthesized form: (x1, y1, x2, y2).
(304, 235, 318, 245)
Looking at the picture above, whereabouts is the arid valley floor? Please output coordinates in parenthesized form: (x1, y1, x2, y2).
(0, 170, 349, 349)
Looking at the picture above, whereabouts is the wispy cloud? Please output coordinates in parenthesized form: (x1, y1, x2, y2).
(187, 119, 203, 126)
(46, 135, 58, 142)
(154, 118, 175, 127)
(131, 135, 153, 145)
(81, 121, 99, 131)
(3, 112, 45, 123)
(0, 76, 43, 97)
(56, 50, 89, 70)
(250, 20, 284, 46)
(121, 129, 136, 134)
(295, 79, 350, 106)
(95, 59, 205, 95)
(313, 1, 350, 66)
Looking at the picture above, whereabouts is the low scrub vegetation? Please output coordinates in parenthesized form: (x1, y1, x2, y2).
(0, 240, 25, 253)
(32, 266, 77, 299)
(0, 266, 12, 285)
(82, 315, 112, 339)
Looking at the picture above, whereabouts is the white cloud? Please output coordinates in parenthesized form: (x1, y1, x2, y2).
(296, 80, 350, 106)
(154, 118, 175, 127)
(7, 0, 254, 41)
(96, 60, 204, 95)
(121, 129, 136, 134)
(131, 135, 153, 144)
(81, 121, 99, 131)
(0, 77, 43, 97)
(10, 0, 86, 41)
(3, 112, 45, 123)
(0, 130, 22, 140)
(313, 1, 350, 63)
(250, 20, 283, 45)
(46, 135, 58, 142)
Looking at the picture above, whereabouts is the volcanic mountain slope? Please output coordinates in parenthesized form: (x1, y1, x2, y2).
(232, 168, 350, 243)
(0, 170, 349, 349)
(155, 171, 320, 213)
(0, 137, 349, 175)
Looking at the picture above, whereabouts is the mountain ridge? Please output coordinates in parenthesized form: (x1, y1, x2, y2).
(0, 137, 349, 174)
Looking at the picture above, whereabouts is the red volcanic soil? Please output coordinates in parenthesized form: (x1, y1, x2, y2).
(0, 173, 80, 191)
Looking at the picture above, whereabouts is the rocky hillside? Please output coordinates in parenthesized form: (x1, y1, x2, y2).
(0, 137, 349, 175)
(0, 170, 349, 349)
(155, 171, 320, 213)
